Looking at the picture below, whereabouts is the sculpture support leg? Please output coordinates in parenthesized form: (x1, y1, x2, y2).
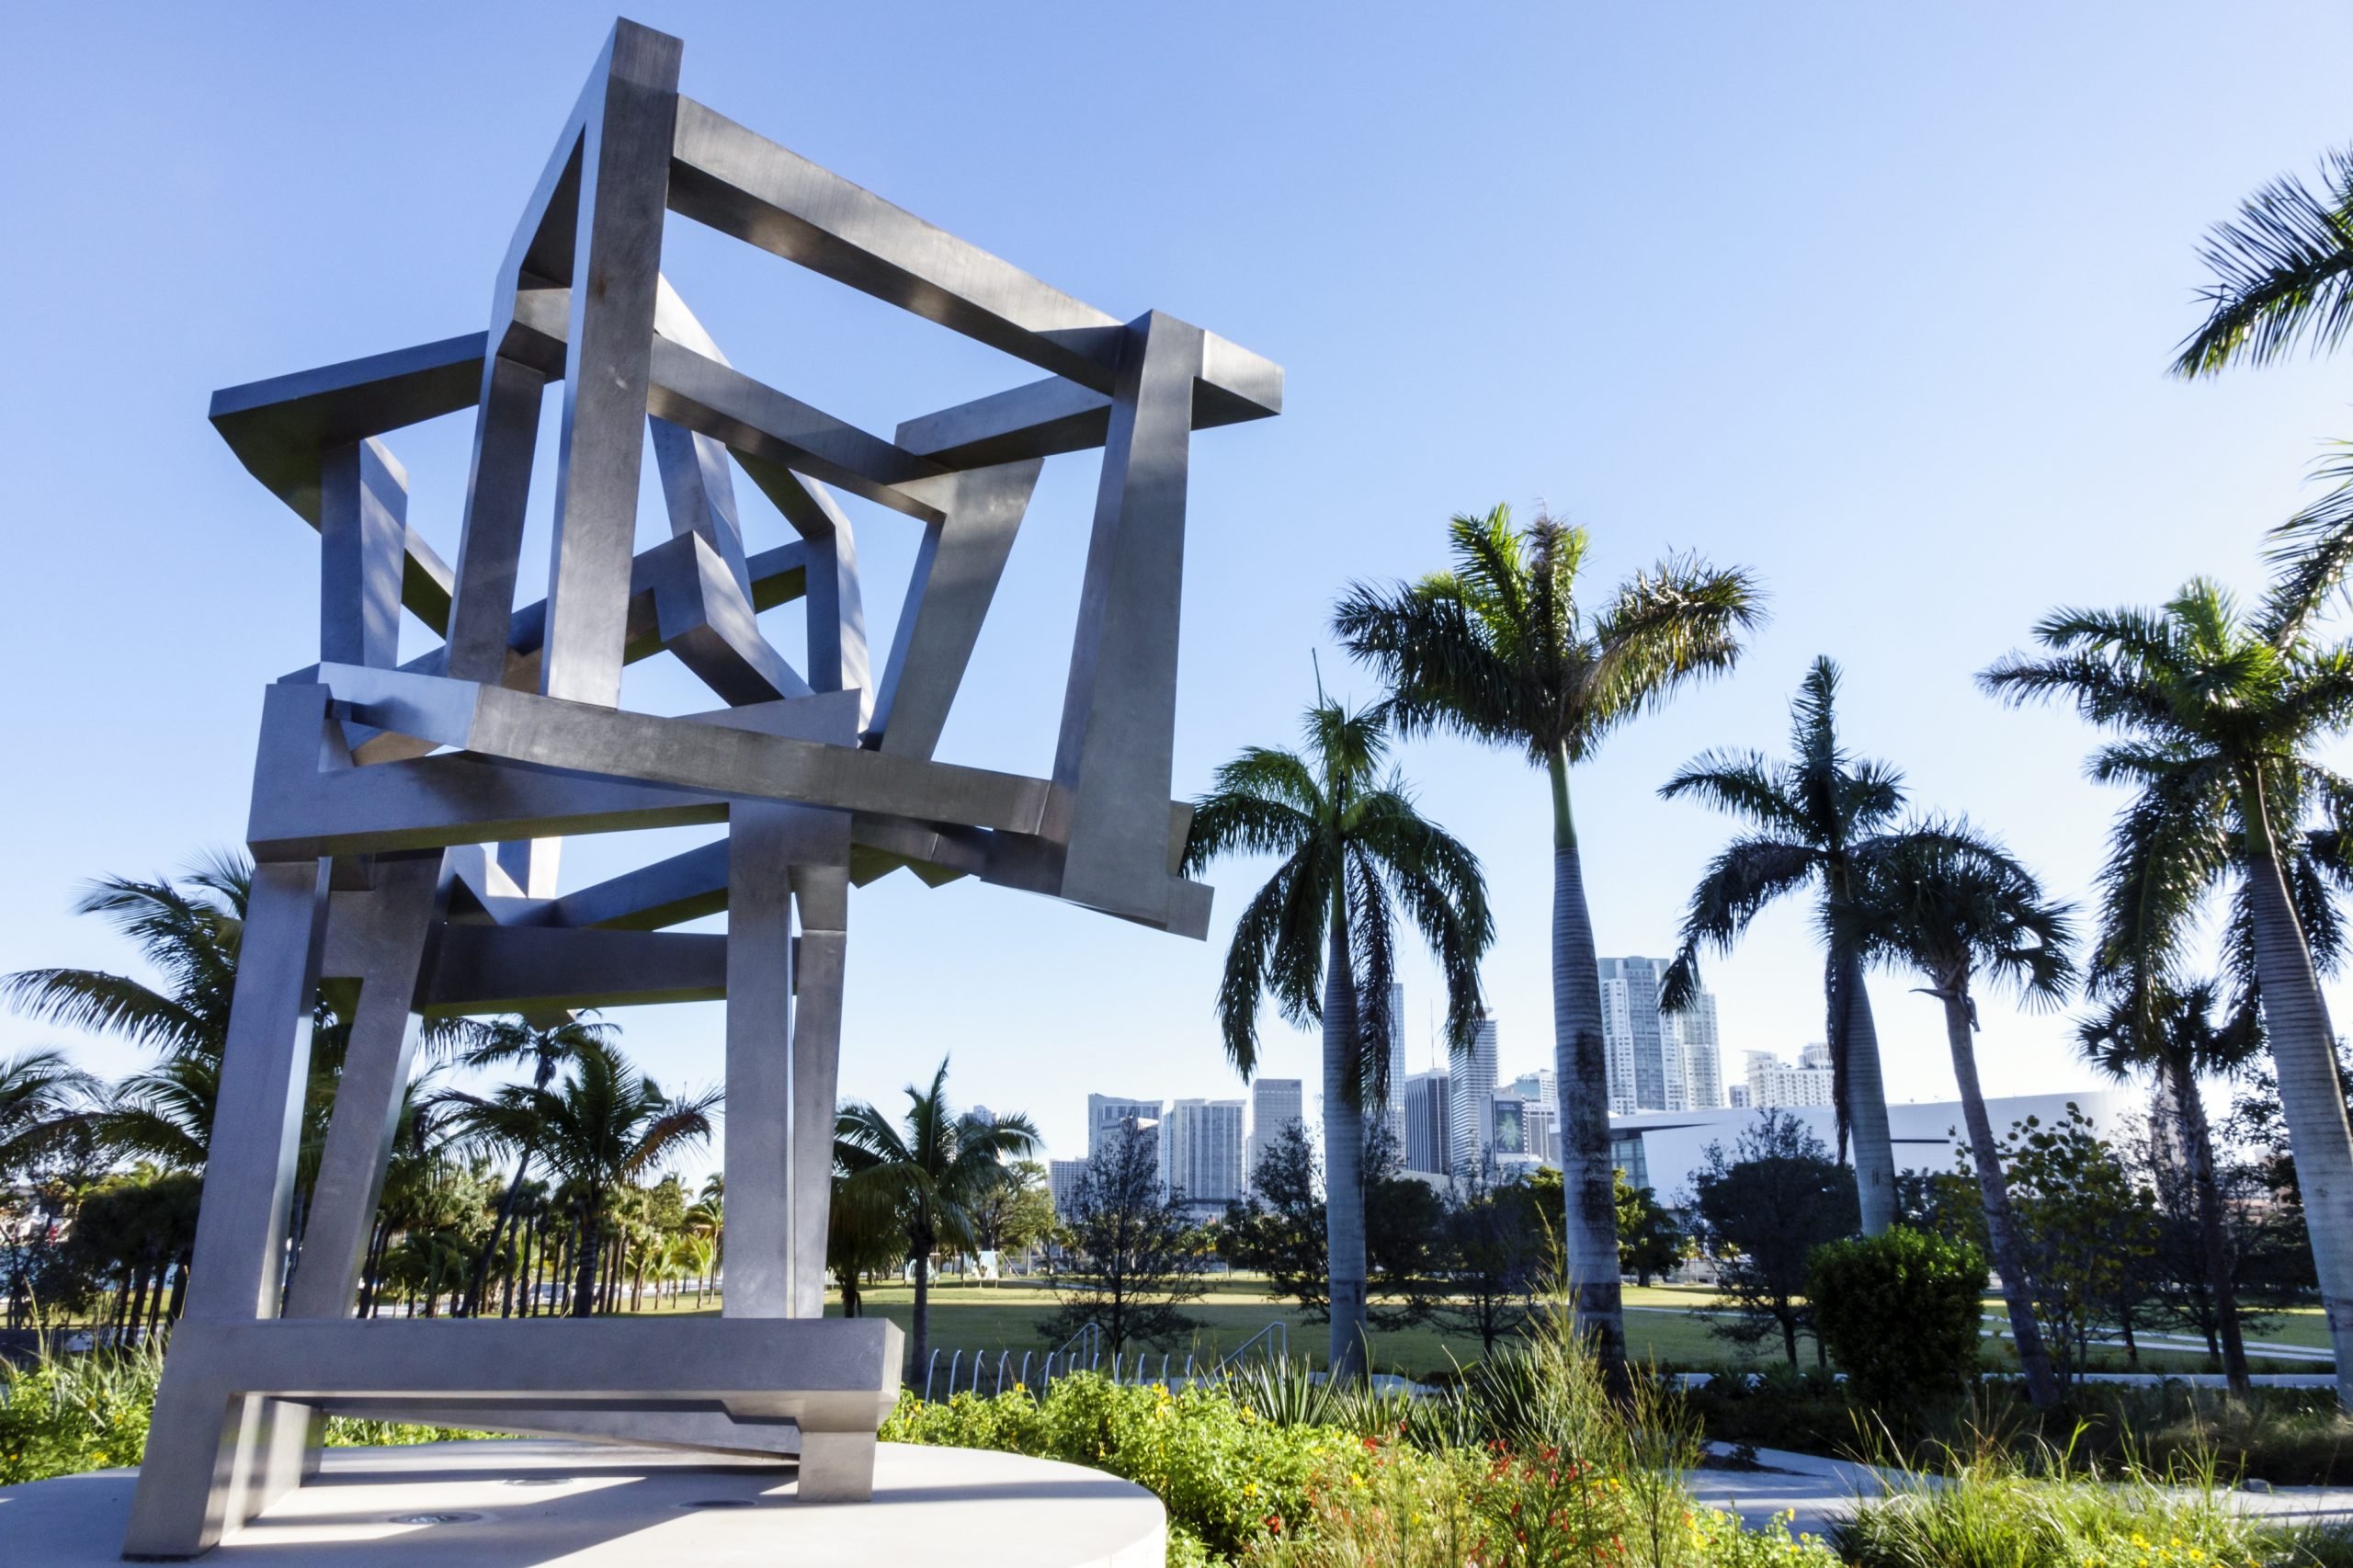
(724, 803, 851, 1324)
(124, 859, 331, 1560)
(790, 858, 848, 1321)
(284, 854, 446, 1323)
(722, 804, 796, 1320)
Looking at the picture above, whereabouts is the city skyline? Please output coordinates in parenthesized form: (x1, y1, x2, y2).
(12, 5, 2341, 1179)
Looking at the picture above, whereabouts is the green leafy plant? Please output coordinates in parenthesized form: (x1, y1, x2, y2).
(1809, 1225, 1987, 1416)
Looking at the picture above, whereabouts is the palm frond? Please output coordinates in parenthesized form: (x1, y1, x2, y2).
(2173, 144, 2353, 377)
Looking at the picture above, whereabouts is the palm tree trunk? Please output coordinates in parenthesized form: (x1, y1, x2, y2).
(1836, 947, 1900, 1236)
(1546, 750, 1630, 1386)
(466, 1156, 533, 1317)
(1939, 983, 2062, 1409)
(911, 1223, 933, 1380)
(2238, 804, 2353, 1412)
(2170, 1056, 2252, 1396)
(572, 1212, 599, 1318)
(1323, 910, 1369, 1382)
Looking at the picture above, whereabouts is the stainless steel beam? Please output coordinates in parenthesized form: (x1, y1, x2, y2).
(1050, 312, 1205, 924)
(537, 21, 681, 708)
(667, 97, 1125, 389)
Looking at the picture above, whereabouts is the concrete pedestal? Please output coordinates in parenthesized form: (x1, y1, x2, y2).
(3, 1440, 1165, 1567)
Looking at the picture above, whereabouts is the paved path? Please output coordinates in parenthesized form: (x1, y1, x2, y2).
(1684, 1444, 2353, 1540)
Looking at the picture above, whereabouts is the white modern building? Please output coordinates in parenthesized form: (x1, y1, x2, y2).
(1404, 1069, 1450, 1176)
(1449, 1011, 1498, 1175)
(1603, 1088, 2132, 1204)
(1246, 1077, 1304, 1186)
(1162, 1097, 1245, 1210)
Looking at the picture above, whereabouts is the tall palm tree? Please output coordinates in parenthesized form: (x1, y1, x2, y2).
(1833, 828, 2075, 1411)
(0, 1049, 101, 1182)
(1334, 505, 1761, 1376)
(2173, 145, 2353, 379)
(1983, 577, 2353, 1410)
(1184, 698, 1490, 1381)
(1656, 656, 1920, 1235)
(835, 1060, 1038, 1378)
(446, 1016, 613, 1315)
(2078, 982, 2264, 1395)
(448, 1040, 718, 1316)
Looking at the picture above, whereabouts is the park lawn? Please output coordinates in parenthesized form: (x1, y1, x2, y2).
(628, 1276, 2329, 1379)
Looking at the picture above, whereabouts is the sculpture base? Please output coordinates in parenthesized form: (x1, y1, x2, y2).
(11, 1440, 1165, 1567)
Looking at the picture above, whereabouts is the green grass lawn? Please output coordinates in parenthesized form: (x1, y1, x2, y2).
(628, 1274, 2327, 1381)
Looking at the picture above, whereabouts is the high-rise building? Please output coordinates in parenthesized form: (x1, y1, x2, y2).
(1522, 1100, 1558, 1165)
(1162, 1098, 1245, 1210)
(1678, 991, 1723, 1109)
(1086, 1094, 1161, 1164)
(1799, 1040, 1833, 1072)
(1404, 1069, 1451, 1176)
(1598, 957, 1695, 1114)
(1746, 1049, 1835, 1108)
(1047, 1158, 1090, 1214)
(1505, 1068, 1555, 1106)
(1246, 1078, 1304, 1187)
(1449, 1011, 1498, 1174)
(1727, 1083, 1752, 1109)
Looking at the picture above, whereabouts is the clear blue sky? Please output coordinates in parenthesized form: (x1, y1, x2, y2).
(6, 2, 2353, 1170)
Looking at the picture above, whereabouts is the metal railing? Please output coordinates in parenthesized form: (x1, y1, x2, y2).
(916, 1322, 1297, 1402)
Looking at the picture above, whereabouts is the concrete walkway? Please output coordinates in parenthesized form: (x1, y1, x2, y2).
(1685, 1443, 2353, 1541)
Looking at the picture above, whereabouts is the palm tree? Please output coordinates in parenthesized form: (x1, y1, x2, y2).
(1, 857, 469, 1184)
(2, 858, 250, 1061)
(1183, 698, 1491, 1381)
(1334, 505, 1761, 1376)
(2078, 982, 2264, 1394)
(2172, 145, 2353, 379)
(1983, 577, 2353, 1409)
(835, 1061, 1038, 1379)
(0, 1049, 102, 1182)
(445, 1016, 612, 1315)
(448, 1040, 718, 1316)
(1833, 828, 2075, 1410)
(1656, 656, 1921, 1235)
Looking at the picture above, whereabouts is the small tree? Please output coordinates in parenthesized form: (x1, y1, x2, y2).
(1810, 1226, 1987, 1417)
(1219, 1119, 1439, 1324)
(969, 1159, 1056, 1274)
(1220, 1119, 1327, 1314)
(1431, 1173, 1539, 1353)
(1995, 1105, 2160, 1390)
(1691, 1110, 1859, 1369)
(1039, 1124, 1208, 1354)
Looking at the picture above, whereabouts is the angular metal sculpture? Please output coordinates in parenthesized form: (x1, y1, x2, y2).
(123, 17, 1278, 1558)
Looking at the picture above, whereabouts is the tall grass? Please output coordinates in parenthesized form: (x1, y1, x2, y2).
(1837, 1427, 2353, 1568)
(2, 1342, 491, 1486)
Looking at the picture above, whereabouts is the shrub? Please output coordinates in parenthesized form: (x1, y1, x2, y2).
(1, 1344, 490, 1487)
(881, 1375, 1358, 1558)
(1809, 1225, 1986, 1416)
(1238, 1441, 1842, 1567)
